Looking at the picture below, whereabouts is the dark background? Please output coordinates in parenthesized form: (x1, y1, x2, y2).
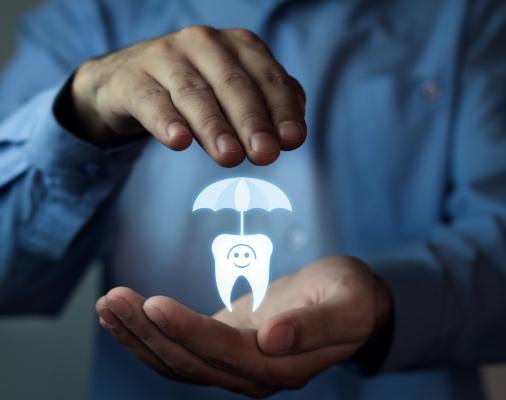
(0, 1, 505, 399)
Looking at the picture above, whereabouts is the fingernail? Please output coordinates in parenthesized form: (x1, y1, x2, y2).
(216, 134, 243, 153)
(278, 121, 305, 144)
(250, 132, 279, 154)
(144, 303, 169, 329)
(106, 296, 132, 320)
(267, 323, 295, 354)
(166, 122, 191, 141)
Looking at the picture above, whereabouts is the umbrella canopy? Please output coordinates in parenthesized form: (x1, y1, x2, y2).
(193, 177, 292, 212)
(192, 177, 292, 234)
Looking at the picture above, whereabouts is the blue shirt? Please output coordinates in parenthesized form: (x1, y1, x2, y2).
(1, 0, 506, 399)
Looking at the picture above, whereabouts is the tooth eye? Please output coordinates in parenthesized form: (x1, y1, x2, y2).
(244, 252, 249, 258)
(234, 252, 239, 258)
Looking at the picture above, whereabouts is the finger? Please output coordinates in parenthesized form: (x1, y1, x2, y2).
(106, 288, 269, 395)
(144, 296, 267, 376)
(145, 296, 358, 389)
(146, 56, 245, 167)
(116, 73, 193, 151)
(95, 296, 179, 379)
(96, 295, 123, 327)
(257, 301, 370, 356)
(176, 26, 280, 165)
(226, 29, 307, 150)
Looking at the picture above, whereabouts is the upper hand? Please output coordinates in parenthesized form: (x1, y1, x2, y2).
(71, 26, 306, 166)
(96, 256, 392, 398)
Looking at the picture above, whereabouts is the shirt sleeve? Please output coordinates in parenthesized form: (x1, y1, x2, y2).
(0, 0, 146, 315)
(366, 0, 506, 372)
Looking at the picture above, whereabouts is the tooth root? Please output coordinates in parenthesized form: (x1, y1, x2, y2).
(250, 271, 269, 312)
(214, 264, 237, 312)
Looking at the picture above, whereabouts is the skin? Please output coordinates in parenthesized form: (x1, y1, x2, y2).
(70, 25, 307, 166)
(96, 256, 392, 398)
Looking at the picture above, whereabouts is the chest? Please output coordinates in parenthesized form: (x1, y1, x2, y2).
(109, 0, 465, 299)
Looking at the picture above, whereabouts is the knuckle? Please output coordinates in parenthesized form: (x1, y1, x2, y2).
(259, 68, 291, 88)
(239, 111, 269, 129)
(172, 72, 212, 99)
(234, 28, 259, 44)
(233, 29, 268, 51)
(220, 71, 253, 91)
(200, 113, 226, 132)
(75, 60, 99, 94)
(148, 38, 175, 56)
(135, 85, 168, 103)
(179, 25, 217, 41)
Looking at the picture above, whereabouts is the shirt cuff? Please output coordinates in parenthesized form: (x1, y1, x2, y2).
(18, 82, 148, 260)
(24, 82, 147, 187)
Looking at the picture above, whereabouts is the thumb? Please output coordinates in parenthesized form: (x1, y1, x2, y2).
(257, 301, 371, 356)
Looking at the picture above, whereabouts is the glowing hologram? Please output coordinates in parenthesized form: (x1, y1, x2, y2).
(212, 234, 273, 311)
(192, 177, 292, 213)
(192, 177, 292, 312)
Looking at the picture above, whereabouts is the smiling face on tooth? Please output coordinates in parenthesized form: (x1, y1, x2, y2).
(227, 244, 256, 268)
(212, 234, 273, 312)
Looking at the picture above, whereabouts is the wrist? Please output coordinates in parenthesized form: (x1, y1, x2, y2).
(54, 64, 135, 148)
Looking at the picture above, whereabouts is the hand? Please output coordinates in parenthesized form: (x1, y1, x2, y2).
(215, 255, 392, 356)
(96, 256, 392, 397)
(70, 26, 306, 166)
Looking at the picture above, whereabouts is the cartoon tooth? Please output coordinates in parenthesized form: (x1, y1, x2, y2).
(212, 233, 273, 312)
(193, 177, 292, 313)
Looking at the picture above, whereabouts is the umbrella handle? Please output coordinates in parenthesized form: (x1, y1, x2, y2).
(240, 211, 244, 235)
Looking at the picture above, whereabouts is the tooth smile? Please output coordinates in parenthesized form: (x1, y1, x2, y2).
(212, 234, 273, 312)
(233, 262, 250, 268)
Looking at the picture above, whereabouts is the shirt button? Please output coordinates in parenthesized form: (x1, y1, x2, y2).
(286, 227, 309, 251)
(422, 81, 441, 100)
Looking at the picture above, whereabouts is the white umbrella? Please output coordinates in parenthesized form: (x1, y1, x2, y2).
(192, 177, 292, 234)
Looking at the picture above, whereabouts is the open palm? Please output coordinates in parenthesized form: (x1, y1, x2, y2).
(96, 256, 390, 398)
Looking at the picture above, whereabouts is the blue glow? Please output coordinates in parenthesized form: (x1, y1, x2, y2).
(193, 177, 292, 312)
